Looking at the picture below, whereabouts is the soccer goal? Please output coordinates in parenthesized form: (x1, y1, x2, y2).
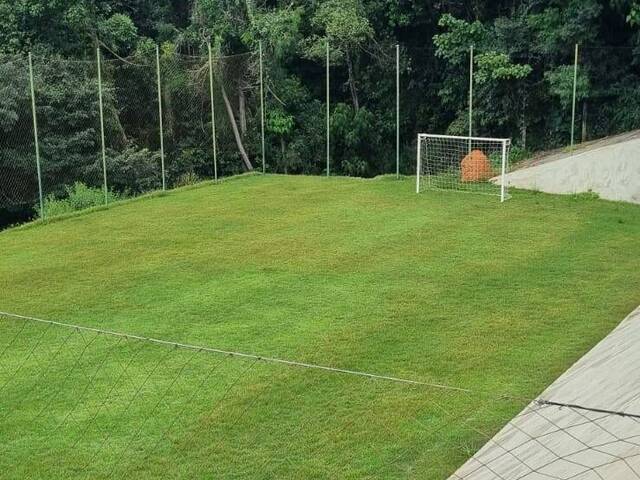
(416, 134, 512, 201)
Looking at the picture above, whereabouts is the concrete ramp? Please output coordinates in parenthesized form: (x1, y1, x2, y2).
(448, 306, 640, 480)
(498, 133, 640, 204)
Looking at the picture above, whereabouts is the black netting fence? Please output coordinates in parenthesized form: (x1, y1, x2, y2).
(0, 55, 36, 208)
(102, 53, 162, 197)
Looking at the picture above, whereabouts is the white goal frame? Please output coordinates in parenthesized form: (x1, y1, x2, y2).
(416, 134, 511, 202)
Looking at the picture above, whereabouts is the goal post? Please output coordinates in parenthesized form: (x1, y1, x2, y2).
(416, 134, 512, 201)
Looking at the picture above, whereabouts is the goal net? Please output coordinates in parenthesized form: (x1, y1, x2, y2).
(416, 134, 511, 201)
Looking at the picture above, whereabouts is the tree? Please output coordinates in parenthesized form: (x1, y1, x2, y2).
(303, 0, 373, 110)
(434, 14, 532, 142)
(189, 1, 255, 171)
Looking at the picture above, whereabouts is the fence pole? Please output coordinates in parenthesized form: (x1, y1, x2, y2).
(96, 47, 108, 205)
(28, 52, 44, 219)
(571, 43, 579, 153)
(155, 44, 166, 191)
(207, 43, 218, 182)
(326, 40, 330, 177)
(468, 45, 474, 153)
(396, 43, 400, 179)
(259, 41, 266, 174)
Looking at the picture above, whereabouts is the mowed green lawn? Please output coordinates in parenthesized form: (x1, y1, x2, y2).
(1, 174, 639, 479)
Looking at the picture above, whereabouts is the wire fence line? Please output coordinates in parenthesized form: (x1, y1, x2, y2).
(1, 43, 638, 224)
(1, 310, 638, 479)
(0, 311, 508, 478)
(0, 310, 472, 393)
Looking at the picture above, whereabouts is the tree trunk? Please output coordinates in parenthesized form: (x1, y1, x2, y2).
(281, 137, 286, 174)
(520, 93, 527, 150)
(346, 50, 359, 111)
(221, 82, 253, 171)
(582, 101, 588, 143)
(163, 88, 175, 143)
(239, 89, 247, 136)
(107, 103, 128, 148)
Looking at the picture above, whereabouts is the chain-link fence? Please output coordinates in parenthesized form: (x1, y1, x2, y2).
(102, 53, 162, 197)
(215, 51, 262, 175)
(0, 55, 36, 209)
(0, 47, 265, 223)
(1, 43, 638, 224)
(581, 46, 640, 142)
(34, 56, 103, 213)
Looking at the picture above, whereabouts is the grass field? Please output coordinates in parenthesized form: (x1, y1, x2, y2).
(1, 174, 639, 479)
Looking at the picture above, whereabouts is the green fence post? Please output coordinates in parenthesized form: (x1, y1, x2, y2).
(208, 43, 218, 182)
(96, 47, 108, 205)
(326, 41, 330, 177)
(259, 41, 266, 174)
(156, 45, 166, 191)
(28, 52, 44, 219)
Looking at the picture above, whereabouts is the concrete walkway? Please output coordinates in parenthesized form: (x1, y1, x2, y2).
(448, 306, 640, 480)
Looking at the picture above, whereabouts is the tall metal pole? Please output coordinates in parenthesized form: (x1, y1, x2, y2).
(96, 47, 108, 205)
(208, 43, 218, 182)
(571, 43, 579, 153)
(396, 44, 400, 179)
(259, 41, 266, 174)
(28, 52, 44, 219)
(155, 45, 166, 191)
(468, 45, 474, 153)
(326, 41, 330, 177)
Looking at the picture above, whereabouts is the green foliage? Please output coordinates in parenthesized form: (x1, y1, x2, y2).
(474, 52, 532, 85)
(315, 0, 373, 48)
(509, 145, 532, 165)
(545, 65, 590, 108)
(613, 0, 640, 24)
(190, 0, 252, 52)
(434, 14, 487, 65)
(31, 57, 102, 198)
(105, 147, 161, 195)
(39, 182, 119, 217)
(303, 0, 373, 63)
(0, 61, 24, 131)
(527, 0, 602, 55)
(0, 0, 89, 53)
(169, 148, 213, 187)
(629, 5, 640, 25)
(252, 6, 304, 59)
(267, 109, 294, 136)
(331, 103, 384, 176)
(98, 14, 138, 54)
(174, 171, 201, 187)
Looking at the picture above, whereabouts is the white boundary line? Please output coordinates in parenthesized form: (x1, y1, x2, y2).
(0, 311, 472, 393)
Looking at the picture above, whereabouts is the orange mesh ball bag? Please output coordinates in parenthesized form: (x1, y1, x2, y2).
(460, 149, 493, 182)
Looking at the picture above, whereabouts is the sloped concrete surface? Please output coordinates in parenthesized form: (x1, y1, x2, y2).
(448, 306, 640, 480)
(497, 135, 640, 204)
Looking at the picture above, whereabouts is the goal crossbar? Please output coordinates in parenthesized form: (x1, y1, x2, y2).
(417, 133, 510, 143)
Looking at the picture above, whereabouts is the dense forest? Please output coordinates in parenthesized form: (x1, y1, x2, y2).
(1, 0, 639, 225)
